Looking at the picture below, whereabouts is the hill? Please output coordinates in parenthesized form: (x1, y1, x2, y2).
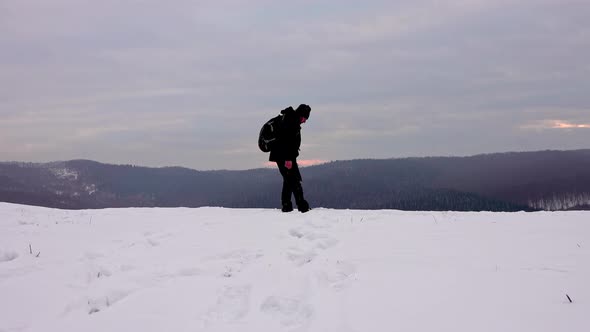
(1, 149, 590, 211)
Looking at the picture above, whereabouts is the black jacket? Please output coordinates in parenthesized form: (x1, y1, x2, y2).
(269, 107, 302, 162)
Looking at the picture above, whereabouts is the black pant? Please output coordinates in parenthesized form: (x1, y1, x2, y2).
(276, 160, 305, 207)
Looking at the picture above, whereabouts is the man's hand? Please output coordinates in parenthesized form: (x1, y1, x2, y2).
(285, 160, 293, 170)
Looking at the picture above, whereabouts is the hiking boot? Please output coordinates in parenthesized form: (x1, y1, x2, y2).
(282, 202, 293, 212)
(297, 200, 310, 213)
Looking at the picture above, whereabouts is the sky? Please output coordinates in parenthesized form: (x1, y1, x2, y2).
(1, 0, 589, 170)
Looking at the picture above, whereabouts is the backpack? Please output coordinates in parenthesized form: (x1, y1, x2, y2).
(258, 113, 285, 152)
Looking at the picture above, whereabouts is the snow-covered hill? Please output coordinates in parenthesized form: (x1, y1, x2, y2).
(0, 203, 588, 332)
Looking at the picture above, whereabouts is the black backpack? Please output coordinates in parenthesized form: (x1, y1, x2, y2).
(258, 113, 285, 152)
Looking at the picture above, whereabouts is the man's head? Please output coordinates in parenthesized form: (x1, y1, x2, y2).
(295, 104, 311, 122)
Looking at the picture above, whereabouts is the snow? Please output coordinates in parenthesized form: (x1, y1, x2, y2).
(84, 184, 97, 195)
(0, 203, 588, 332)
(48, 168, 79, 181)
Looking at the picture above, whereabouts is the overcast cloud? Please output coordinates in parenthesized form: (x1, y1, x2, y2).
(1, 0, 589, 170)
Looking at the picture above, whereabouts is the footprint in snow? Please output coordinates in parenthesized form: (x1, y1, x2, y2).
(201, 249, 264, 278)
(82, 251, 104, 260)
(146, 238, 160, 247)
(62, 288, 133, 315)
(315, 260, 357, 291)
(0, 250, 19, 263)
(288, 227, 338, 247)
(143, 232, 174, 247)
(314, 238, 339, 250)
(289, 228, 305, 239)
(174, 267, 202, 277)
(288, 227, 329, 241)
(202, 285, 251, 324)
(87, 290, 130, 314)
(260, 296, 314, 329)
(286, 247, 317, 266)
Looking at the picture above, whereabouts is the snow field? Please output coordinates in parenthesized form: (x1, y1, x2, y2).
(0, 203, 589, 332)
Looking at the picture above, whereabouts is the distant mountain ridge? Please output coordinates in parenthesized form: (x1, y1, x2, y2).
(1, 149, 590, 211)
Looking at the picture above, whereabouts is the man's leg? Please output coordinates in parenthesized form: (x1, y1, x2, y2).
(289, 161, 310, 213)
(281, 181, 293, 212)
(276, 161, 293, 212)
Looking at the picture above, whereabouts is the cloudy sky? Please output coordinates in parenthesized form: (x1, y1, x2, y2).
(1, 0, 589, 170)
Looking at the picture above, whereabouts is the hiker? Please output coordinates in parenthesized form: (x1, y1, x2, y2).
(268, 104, 311, 213)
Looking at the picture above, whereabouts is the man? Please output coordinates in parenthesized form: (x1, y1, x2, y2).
(269, 104, 311, 213)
